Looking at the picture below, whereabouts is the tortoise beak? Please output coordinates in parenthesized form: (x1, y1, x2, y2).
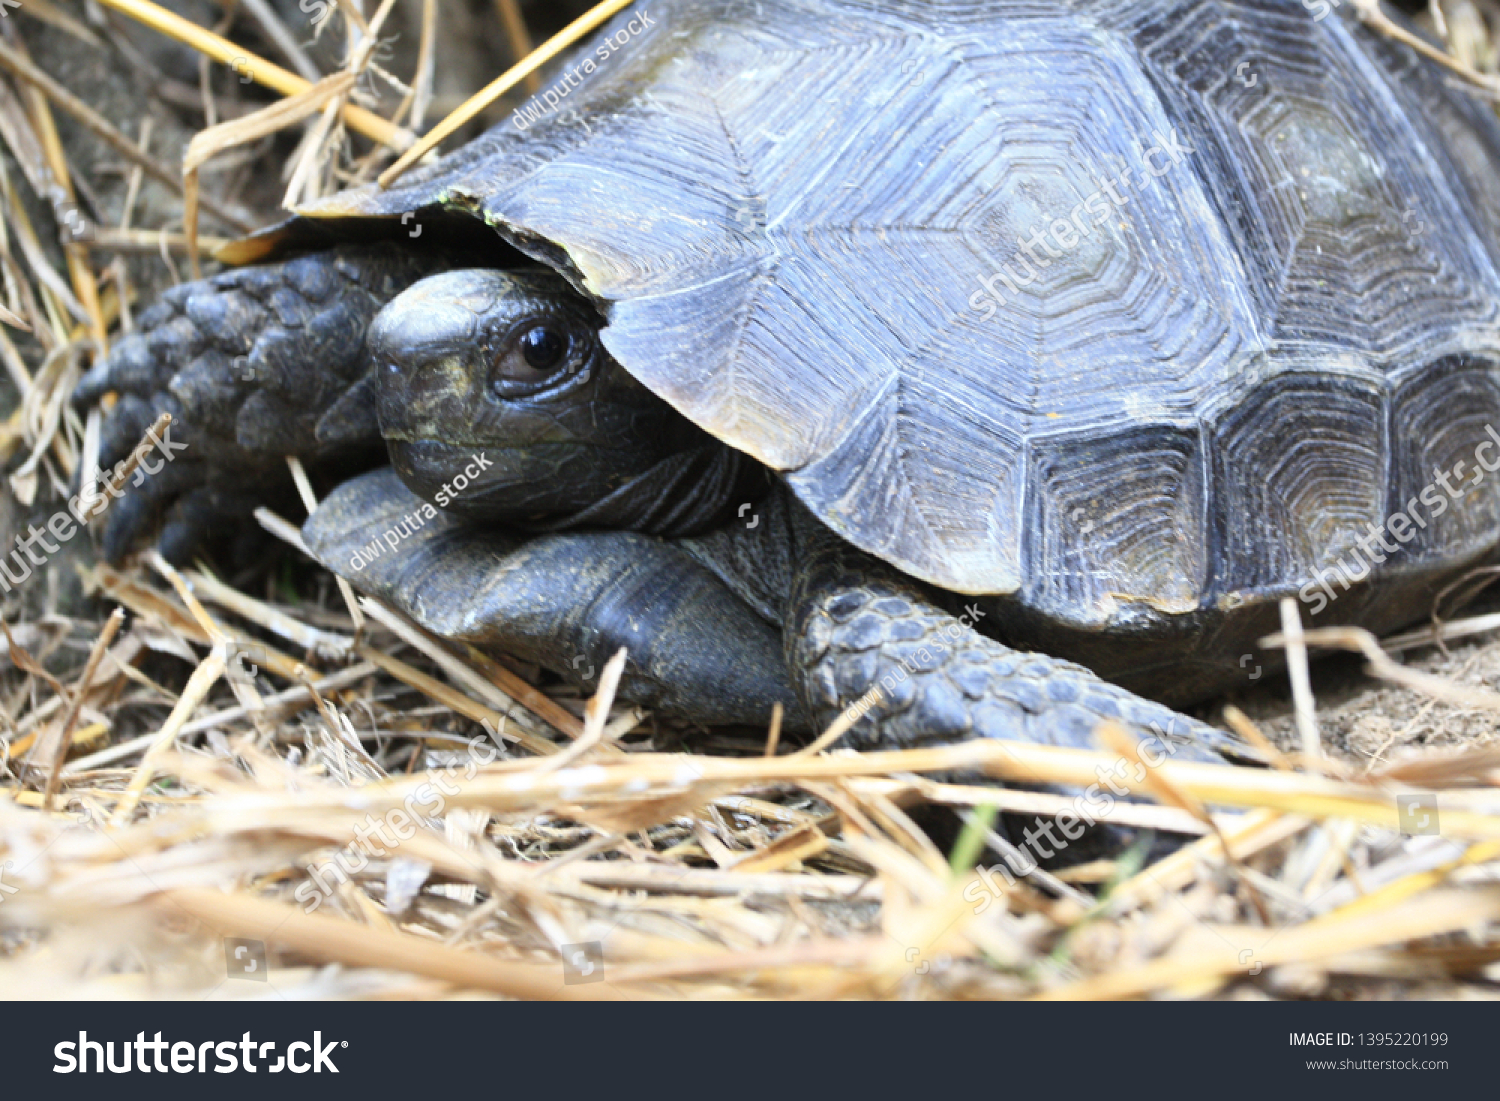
(368, 271, 495, 444)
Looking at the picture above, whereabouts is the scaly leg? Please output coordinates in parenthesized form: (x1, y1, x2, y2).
(73, 245, 445, 560)
(303, 467, 804, 728)
(784, 508, 1243, 760)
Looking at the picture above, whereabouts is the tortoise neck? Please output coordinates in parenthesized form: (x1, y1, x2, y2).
(527, 441, 772, 539)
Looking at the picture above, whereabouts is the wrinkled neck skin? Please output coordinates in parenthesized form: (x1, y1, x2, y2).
(385, 375, 770, 539)
(524, 430, 770, 537)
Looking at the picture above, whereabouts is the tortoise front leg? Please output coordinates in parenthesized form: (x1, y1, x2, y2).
(72, 245, 445, 561)
(303, 467, 804, 729)
(784, 510, 1243, 762)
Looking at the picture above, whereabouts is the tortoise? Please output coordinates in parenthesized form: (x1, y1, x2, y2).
(72, 0, 1500, 767)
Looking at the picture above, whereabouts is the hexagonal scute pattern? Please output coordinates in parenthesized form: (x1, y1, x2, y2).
(317, 0, 1500, 629)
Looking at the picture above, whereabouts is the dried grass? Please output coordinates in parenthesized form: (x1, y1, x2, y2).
(1, 0, 1500, 1002)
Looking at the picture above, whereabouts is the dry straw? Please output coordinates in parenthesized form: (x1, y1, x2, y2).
(2, 0, 1500, 1001)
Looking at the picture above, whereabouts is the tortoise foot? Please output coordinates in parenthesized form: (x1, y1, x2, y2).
(785, 512, 1245, 764)
(72, 245, 440, 561)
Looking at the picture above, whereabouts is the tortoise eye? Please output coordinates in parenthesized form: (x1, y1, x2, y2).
(493, 322, 576, 391)
(519, 326, 567, 371)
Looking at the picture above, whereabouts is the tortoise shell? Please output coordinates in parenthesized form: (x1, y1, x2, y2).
(289, 0, 1500, 647)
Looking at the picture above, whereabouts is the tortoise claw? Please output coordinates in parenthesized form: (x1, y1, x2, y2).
(100, 490, 157, 565)
(70, 244, 441, 564)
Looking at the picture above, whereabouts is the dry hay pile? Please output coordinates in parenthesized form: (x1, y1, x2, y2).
(0, 0, 1499, 1001)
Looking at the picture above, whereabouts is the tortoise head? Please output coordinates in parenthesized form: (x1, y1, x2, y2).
(367, 269, 764, 535)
